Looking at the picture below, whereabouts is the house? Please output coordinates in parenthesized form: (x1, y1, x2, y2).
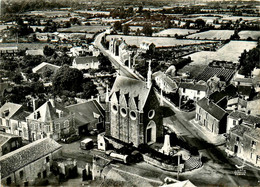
(179, 82, 208, 101)
(225, 112, 260, 166)
(226, 97, 247, 112)
(26, 99, 76, 141)
(196, 97, 227, 135)
(226, 111, 260, 133)
(69, 46, 89, 57)
(72, 56, 100, 70)
(105, 63, 163, 146)
(237, 85, 253, 100)
(0, 132, 22, 156)
(66, 99, 105, 135)
(139, 42, 155, 52)
(0, 46, 18, 56)
(0, 102, 30, 140)
(0, 138, 62, 186)
(153, 71, 178, 94)
(25, 49, 44, 56)
(32, 62, 60, 75)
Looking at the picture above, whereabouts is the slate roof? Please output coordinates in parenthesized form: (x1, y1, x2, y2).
(238, 85, 252, 97)
(110, 75, 151, 110)
(231, 124, 260, 140)
(26, 100, 70, 122)
(0, 132, 20, 147)
(74, 56, 99, 65)
(209, 84, 237, 103)
(179, 82, 207, 91)
(66, 100, 104, 127)
(153, 71, 178, 90)
(0, 138, 62, 178)
(32, 62, 60, 74)
(228, 111, 260, 125)
(0, 102, 23, 119)
(197, 97, 226, 121)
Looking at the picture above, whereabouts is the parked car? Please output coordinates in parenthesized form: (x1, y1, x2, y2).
(61, 134, 81, 144)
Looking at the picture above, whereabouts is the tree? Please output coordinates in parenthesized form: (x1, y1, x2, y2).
(43, 45, 55, 56)
(195, 19, 206, 28)
(52, 65, 83, 94)
(12, 73, 23, 84)
(142, 23, 153, 36)
(82, 80, 98, 99)
(122, 24, 130, 35)
(113, 21, 122, 31)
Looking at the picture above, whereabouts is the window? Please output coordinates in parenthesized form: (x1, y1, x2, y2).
(56, 123, 60, 130)
(183, 88, 186, 93)
(130, 111, 137, 120)
(64, 120, 69, 128)
(205, 113, 208, 120)
(236, 136, 240, 142)
(46, 156, 50, 163)
(112, 105, 118, 113)
(148, 110, 155, 119)
(19, 170, 24, 179)
(197, 90, 200, 95)
(43, 170, 47, 178)
(252, 140, 256, 149)
(38, 172, 41, 178)
(120, 108, 127, 117)
(199, 107, 201, 114)
(233, 120, 236, 126)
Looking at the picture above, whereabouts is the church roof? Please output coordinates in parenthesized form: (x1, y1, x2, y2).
(110, 75, 151, 110)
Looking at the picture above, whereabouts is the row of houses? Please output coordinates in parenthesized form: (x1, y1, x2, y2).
(0, 98, 105, 142)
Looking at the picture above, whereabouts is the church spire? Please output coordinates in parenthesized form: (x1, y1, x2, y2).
(147, 60, 152, 88)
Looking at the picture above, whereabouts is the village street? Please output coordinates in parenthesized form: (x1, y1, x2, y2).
(164, 102, 260, 186)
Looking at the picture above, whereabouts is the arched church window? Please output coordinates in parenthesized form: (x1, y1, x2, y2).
(148, 110, 155, 119)
(120, 108, 127, 117)
(130, 111, 137, 120)
(112, 105, 118, 113)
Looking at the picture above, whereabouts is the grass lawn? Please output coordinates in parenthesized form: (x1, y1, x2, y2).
(238, 30, 260, 40)
(154, 28, 198, 37)
(58, 25, 109, 33)
(187, 30, 234, 40)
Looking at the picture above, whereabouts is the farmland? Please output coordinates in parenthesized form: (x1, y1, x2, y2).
(0, 43, 56, 50)
(179, 41, 257, 78)
(239, 31, 260, 40)
(153, 28, 198, 37)
(58, 25, 109, 33)
(106, 35, 215, 47)
(187, 30, 234, 40)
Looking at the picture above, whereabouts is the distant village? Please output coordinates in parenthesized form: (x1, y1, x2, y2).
(0, 0, 260, 186)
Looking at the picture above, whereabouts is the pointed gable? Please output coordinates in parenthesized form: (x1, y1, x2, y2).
(110, 75, 151, 110)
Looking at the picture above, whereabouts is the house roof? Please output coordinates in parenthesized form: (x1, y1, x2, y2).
(26, 49, 44, 56)
(73, 56, 99, 65)
(0, 138, 62, 178)
(209, 84, 237, 103)
(197, 97, 227, 120)
(238, 85, 252, 97)
(110, 75, 151, 110)
(179, 82, 207, 91)
(0, 132, 20, 147)
(26, 100, 70, 122)
(230, 124, 260, 141)
(66, 99, 104, 127)
(0, 102, 23, 119)
(228, 111, 260, 125)
(12, 110, 31, 121)
(227, 97, 247, 108)
(153, 71, 178, 90)
(32, 62, 60, 74)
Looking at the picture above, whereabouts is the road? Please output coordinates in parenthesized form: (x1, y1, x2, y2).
(163, 101, 260, 186)
(94, 31, 144, 80)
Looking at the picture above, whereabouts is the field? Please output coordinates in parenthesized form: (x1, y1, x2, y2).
(24, 10, 77, 17)
(222, 15, 260, 21)
(74, 10, 110, 15)
(154, 28, 198, 37)
(179, 41, 257, 78)
(239, 31, 260, 40)
(58, 25, 109, 33)
(106, 35, 215, 47)
(187, 30, 234, 40)
(0, 43, 57, 50)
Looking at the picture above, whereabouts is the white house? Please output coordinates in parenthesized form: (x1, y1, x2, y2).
(72, 56, 100, 70)
(179, 82, 208, 101)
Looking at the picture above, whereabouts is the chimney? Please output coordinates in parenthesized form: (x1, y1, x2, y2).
(159, 134, 171, 155)
(32, 97, 36, 112)
(147, 60, 152, 88)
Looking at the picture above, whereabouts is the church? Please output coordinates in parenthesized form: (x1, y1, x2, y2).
(105, 63, 163, 147)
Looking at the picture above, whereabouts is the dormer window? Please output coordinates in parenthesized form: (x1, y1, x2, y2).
(3, 110, 9, 117)
(252, 140, 256, 149)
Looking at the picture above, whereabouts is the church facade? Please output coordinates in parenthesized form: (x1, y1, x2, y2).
(105, 64, 163, 147)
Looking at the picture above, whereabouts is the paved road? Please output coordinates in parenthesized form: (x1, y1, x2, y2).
(94, 32, 144, 80)
(163, 102, 260, 186)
